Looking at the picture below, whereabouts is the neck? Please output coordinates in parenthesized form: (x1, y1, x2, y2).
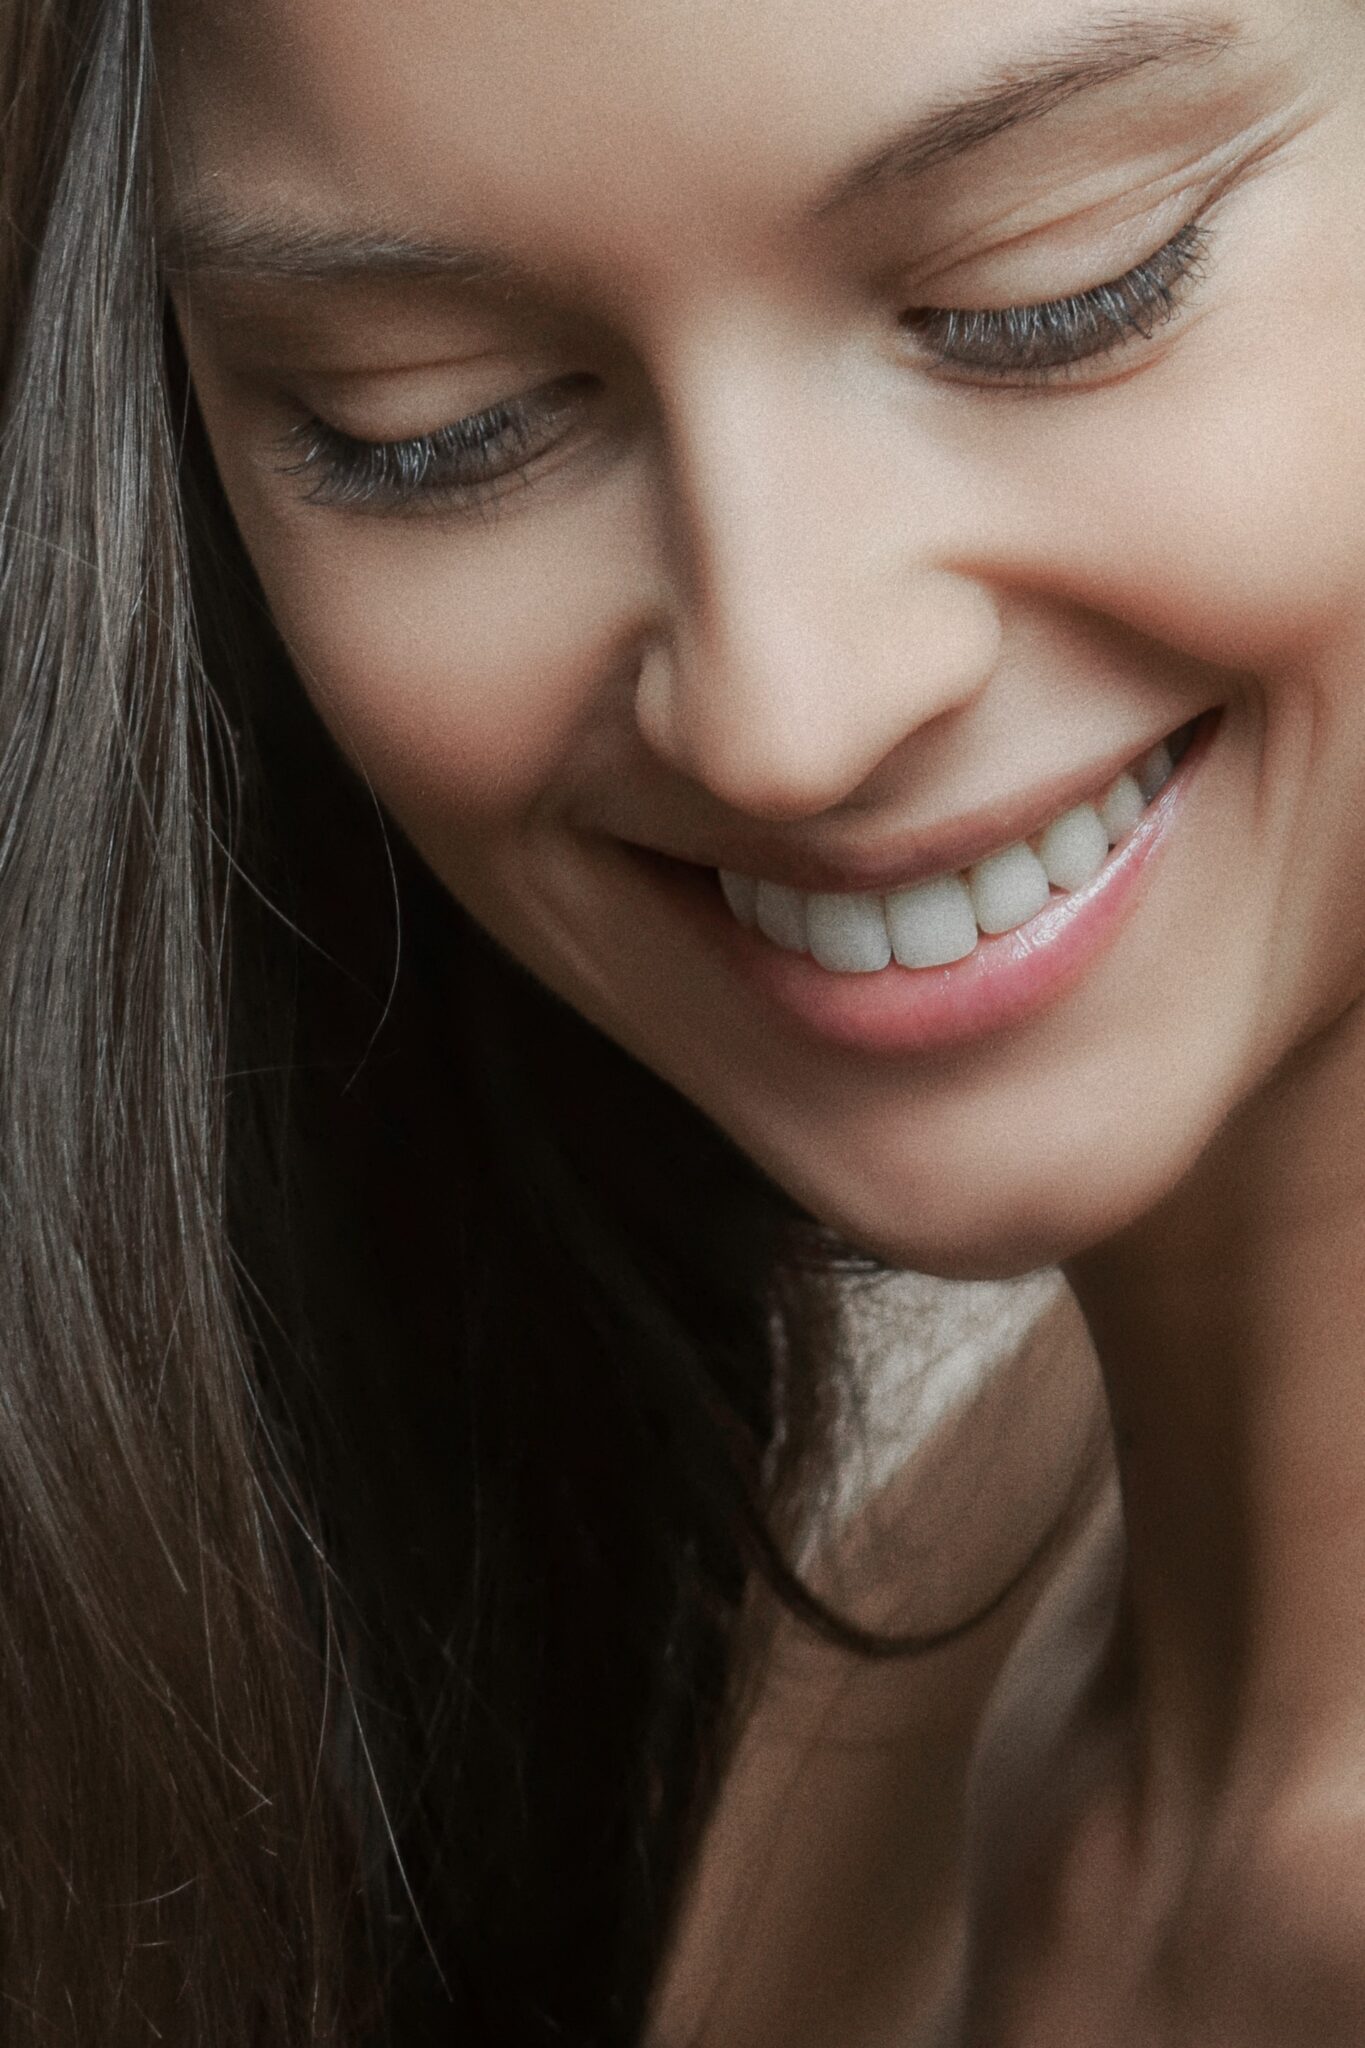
(1065, 994, 1365, 1839)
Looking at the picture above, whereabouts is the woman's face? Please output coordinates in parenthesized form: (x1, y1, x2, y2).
(165, 0, 1365, 1276)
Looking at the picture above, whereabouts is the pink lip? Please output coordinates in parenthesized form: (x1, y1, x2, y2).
(646, 710, 1217, 1058)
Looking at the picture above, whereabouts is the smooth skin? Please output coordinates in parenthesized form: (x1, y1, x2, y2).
(162, 0, 1365, 2038)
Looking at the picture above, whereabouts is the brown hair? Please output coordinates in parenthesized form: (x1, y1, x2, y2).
(0, 2, 878, 2038)
(0, 2, 1035, 2038)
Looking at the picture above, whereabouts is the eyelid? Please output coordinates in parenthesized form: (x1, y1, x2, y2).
(287, 344, 557, 434)
(902, 216, 1212, 382)
(275, 372, 598, 513)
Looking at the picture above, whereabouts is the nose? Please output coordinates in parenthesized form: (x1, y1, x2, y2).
(634, 348, 1002, 822)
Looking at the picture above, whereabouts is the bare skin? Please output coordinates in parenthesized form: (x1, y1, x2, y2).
(651, 1287, 1116, 2048)
(159, 0, 1365, 2036)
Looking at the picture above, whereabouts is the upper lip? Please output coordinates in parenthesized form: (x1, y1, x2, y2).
(622, 716, 1202, 897)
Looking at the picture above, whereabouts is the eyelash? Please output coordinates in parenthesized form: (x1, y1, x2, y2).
(903, 220, 1210, 380)
(278, 373, 597, 514)
(279, 219, 1211, 513)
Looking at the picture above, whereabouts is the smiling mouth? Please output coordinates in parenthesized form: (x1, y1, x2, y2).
(711, 717, 1202, 977)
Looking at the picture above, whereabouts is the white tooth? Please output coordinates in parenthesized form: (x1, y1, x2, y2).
(1136, 741, 1174, 802)
(1037, 804, 1109, 893)
(886, 873, 979, 969)
(719, 869, 759, 928)
(807, 893, 893, 974)
(754, 880, 808, 952)
(1098, 772, 1145, 845)
(968, 842, 1052, 936)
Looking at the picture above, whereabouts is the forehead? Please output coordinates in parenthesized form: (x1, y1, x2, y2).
(156, 0, 1292, 290)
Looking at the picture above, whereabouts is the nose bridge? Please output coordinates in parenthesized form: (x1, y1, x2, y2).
(634, 319, 1002, 820)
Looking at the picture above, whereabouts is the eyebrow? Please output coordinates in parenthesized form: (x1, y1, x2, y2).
(159, 213, 519, 290)
(160, 8, 1243, 287)
(812, 9, 1241, 213)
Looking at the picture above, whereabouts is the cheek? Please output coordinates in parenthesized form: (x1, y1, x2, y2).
(982, 157, 1365, 682)
(1052, 362, 1365, 677)
(210, 456, 659, 831)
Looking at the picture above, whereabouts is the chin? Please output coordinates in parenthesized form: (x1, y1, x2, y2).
(749, 1101, 1224, 1284)
(796, 1191, 1110, 1285)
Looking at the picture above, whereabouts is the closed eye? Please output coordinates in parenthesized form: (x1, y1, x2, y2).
(276, 371, 601, 513)
(903, 220, 1210, 382)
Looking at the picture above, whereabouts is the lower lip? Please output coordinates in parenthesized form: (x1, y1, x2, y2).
(639, 712, 1218, 1058)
